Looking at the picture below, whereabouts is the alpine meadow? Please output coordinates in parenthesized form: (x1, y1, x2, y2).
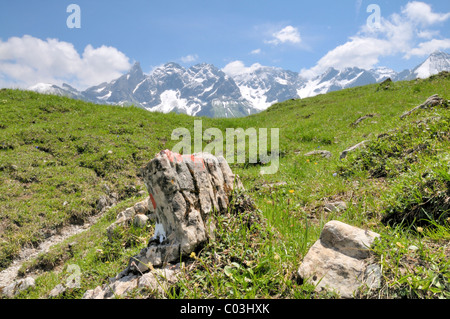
(0, 71, 449, 299)
(1, 0, 450, 305)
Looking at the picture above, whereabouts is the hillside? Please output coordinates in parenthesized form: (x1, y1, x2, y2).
(0, 72, 449, 299)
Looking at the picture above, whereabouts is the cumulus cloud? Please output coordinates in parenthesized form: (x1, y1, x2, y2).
(402, 1, 450, 26)
(0, 35, 131, 89)
(406, 38, 450, 58)
(300, 37, 394, 79)
(180, 54, 199, 63)
(222, 60, 263, 77)
(266, 25, 301, 45)
(300, 1, 450, 79)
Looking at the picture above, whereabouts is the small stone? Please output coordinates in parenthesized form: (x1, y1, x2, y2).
(133, 199, 149, 215)
(49, 284, 66, 297)
(261, 181, 287, 188)
(324, 201, 347, 212)
(340, 141, 368, 160)
(96, 195, 111, 212)
(137, 190, 147, 196)
(133, 214, 149, 228)
(103, 184, 111, 194)
(304, 150, 332, 159)
(408, 245, 419, 251)
(1, 277, 35, 298)
(116, 207, 135, 221)
(364, 264, 382, 289)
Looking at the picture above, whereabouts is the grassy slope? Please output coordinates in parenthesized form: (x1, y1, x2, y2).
(0, 74, 449, 299)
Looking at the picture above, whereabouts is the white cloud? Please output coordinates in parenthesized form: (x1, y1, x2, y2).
(222, 60, 263, 77)
(300, 1, 450, 79)
(266, 25, 301, 45)
(403, 1, 450, 26)
(406, 38, 450, 58)
(180, 54, 199, 63)
(0, 35, 131, 89)
(417, 29, 440, 39)
(300, 36, 394, 79)
(250, 48, 261, 55)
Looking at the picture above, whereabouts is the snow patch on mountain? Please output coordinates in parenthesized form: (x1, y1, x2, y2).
(412, 51, 450, 79)
(150, 89, 189, 114)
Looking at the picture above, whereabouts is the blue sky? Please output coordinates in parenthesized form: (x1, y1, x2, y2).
(0, 0, 449, 89)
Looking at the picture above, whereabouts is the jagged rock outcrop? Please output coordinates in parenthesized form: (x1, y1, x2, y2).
(82, 264, 181, 299)
(84, 150, 243, 299)
(0, 277, 35, 298)
(128, 150, 243, 273)
(106, 198, 154, 241)
(340, 141, 368, 160)
(400, 94, 448, 119)
(298, 220, 381, 298)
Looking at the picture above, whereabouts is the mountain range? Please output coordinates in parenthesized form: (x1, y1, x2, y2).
(29, 51, 450, 118)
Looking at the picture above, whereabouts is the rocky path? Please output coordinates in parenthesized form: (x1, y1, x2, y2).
(0, 212, 105, 290)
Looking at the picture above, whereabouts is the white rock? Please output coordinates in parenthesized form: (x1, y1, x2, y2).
(49, 284, 66, 297)
(304, 150, 332, 158)
(324, 201, 347, 212)
(298, 220, 380, 298)
(1, 277, 35, 298)
(133, 214, 149, 228)
(128, 150, 242, 272)
(340, 141, 368, 160)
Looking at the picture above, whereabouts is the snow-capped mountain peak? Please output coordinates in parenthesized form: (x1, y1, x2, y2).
(27, 51, 450, 117)
(412, 50, 450, 79)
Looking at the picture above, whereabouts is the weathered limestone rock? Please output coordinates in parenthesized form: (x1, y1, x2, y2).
(106, 198, 154, 240)
(86, 150, 243, 299)
(400, 94, 447, 119)
(324, 201, 347, 213)
(0, 277, 35, 298)
(128, 150, 243, 273)
(304, 150, 332, 159)
(350, 114, 378, 127)
(133, 214, 149, 228)
(298, 220, 381, 298)
(82, 264, 181, 299)
(48, 284, 66, 298)
(340, 141, 368, 160)
(96, 192, 118, 212)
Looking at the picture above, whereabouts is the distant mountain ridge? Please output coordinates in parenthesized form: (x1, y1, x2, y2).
(28, 51, 450, 118)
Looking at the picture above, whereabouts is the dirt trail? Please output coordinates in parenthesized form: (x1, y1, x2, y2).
(0, 213, 104, 289)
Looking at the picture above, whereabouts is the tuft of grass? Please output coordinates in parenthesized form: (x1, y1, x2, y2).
(364, 224, 450, 299)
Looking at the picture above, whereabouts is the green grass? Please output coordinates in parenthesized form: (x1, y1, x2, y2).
(1, 73, 450, 299)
